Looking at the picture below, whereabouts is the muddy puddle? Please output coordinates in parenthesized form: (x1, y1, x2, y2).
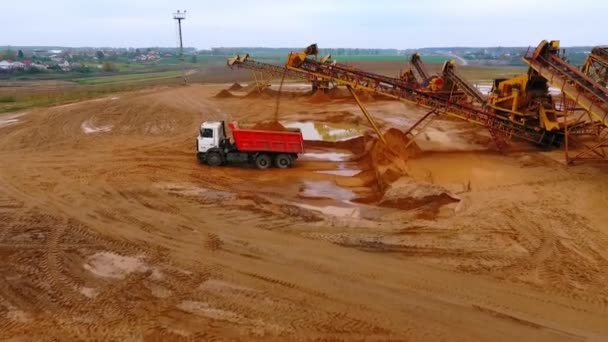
(282, 121, 366, 141)
(407, 152, 539, 189)
(0, 112, 28, 129)
(296, 202, 362, 218)
(156, 183, 236, 202)
(299, 180, 355, 201)
(315, 169, 360, 177)
(302, 152, 352, 162)
(81, 119, 113, 134)
(416, 128, 487, 152)
(476, 84, 561, 96)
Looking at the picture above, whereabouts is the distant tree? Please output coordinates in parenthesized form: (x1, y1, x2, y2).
(48, 64, 62, 72)
(17, 50, 24, 60)
(73, 65, 93, 73)
(1, 50, 17, 60)
(25, 67, 43, 74)
(96, 50, 105, 60)
(135, 48, 141, 55)
(102, 62, 119, 72)
(190, 55, 198, 63)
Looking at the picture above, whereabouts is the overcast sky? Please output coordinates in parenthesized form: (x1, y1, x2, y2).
(2, 0, 606, 49)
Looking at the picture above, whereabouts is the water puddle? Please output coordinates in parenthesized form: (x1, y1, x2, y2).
(0, 112, 27, 128)
(81, 119, 113, 134)
(417, 129, 486, 151)
(296, 202, 361, 218)
(300, 180, 355, 201)
(384, 116, 414, 127)
(157, 183, 236, 202)
(269, 83, 312, 92)
(302, 152, 351, 162)
(84, 252, 148, 279)
(282, 121, 364, 141)
(316, 169, 360, 177)
(475, 84, 492, 96)
(477, 84, 561, 97)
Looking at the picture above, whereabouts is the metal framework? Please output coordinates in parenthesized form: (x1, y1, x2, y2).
(286, 47, 562, 150)
(229, 42, 608, 163)
(524, 41, 608, 163)
(410, 53, 431, 83)
(442, 61, 487, 105)
(582, 46, 608, 87)
(227, 54, 329, 92)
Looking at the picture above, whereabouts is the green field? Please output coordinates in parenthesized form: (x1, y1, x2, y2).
(335, 55, 450, 64)
(72, 71, 182, 85)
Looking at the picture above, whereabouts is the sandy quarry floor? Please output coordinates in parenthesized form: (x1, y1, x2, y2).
(1, 84, 608, 341)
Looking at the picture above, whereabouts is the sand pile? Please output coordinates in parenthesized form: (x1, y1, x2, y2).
(304, 135, 370, 155)
(325, 88, 377, 102)
(354, 90, 375, 102)
(359, 128, 420, 192)
(379, 178, 459, 211)
(228, 83, 243, 91)
(373, 93, 396, 101)
(243, 88, 304, 100)
(244, 89, 273, 100)
(215, 90, 235, 99)
(309, 90, 332, 104)
(327, 88, 351, 100)
(250, 121, 288, 131)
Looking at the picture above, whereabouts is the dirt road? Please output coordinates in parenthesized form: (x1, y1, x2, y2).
(0, 84, 607, 341)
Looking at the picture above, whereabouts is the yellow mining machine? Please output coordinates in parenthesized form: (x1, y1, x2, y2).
(582, 46, 608, 87)
(486, 70, 565, 131)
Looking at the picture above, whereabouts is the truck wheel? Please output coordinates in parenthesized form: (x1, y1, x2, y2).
(255, 154, 271, 169)
(206, 152, 223, 167)
(275, 154, 292, 169)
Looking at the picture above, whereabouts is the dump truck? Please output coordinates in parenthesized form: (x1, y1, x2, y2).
(196, 121, 304, 169)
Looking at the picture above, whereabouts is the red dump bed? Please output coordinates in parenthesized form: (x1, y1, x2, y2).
(229, 123, 304, 154)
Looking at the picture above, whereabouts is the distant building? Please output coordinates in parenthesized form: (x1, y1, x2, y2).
(11, 61, 25, 69)
(31, 63, 48, 70)
(59, 60, 71, 71)
(0, 60, 12, 70)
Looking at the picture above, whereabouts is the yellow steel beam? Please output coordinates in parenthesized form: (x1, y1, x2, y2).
(346, 85, 387, 145)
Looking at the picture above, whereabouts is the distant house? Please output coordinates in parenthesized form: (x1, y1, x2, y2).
(31, 63, 48, 70)
(0, 60, 12, 70)
(59, 60, 71, 71)
(11, 61, 25, 69)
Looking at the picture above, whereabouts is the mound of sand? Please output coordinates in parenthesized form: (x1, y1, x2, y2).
(215, 90, 235, 99)
(360, 128, 421, 192)
(250, 121, 288, 131)
(327, 88, 351, 100)
(373, 93, 396, 101)
(304, 135, 370, 156)
(244, 89, 273, 100)
(228, 83, 243, 91)
(354, 90, 375, 103)
(379, 178, 459, 211)
(243, 88, 305, 100)
(325, 88, 376, 102)
(309, 90, 332, 104)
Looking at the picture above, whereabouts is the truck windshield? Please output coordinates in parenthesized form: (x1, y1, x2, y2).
(201, 128, 213, 138)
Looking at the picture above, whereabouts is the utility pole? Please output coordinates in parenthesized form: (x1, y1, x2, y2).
(173, 10, 187, 84)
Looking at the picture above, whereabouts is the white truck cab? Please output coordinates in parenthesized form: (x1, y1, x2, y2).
(197, 121, 226, 153)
